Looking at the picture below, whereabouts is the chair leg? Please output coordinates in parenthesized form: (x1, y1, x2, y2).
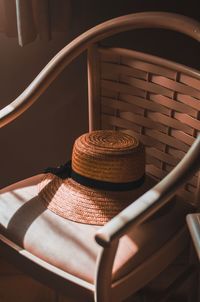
(187, 245, 199, 302)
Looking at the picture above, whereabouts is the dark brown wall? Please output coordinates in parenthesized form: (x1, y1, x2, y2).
(0, 22, 88, 188)
(0, 0, 199, 188)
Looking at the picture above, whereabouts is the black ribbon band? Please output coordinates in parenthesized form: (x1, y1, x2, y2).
(44, 161, 145, 191)
(71, 170, 145, 191)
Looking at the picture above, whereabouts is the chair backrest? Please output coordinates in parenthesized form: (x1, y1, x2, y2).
(87, 25, 200, 209)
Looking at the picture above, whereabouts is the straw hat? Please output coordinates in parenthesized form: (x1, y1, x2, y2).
(38, 130, 146, 225)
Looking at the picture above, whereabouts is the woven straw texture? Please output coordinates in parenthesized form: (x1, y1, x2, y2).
(72, 130, 145, 182)
(93, 47, 200, 206)
(39, 130, 145, 225)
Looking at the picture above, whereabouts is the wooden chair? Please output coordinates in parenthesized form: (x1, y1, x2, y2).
(1, 12, 200, 302)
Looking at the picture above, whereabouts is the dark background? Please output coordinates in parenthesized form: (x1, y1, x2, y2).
(0, 0, 200, 187)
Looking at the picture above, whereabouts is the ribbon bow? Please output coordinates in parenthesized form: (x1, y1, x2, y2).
(44, 161, 72, 179)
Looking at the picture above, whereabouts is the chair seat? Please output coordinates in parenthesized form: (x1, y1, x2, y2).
(0, 174, 194, 284)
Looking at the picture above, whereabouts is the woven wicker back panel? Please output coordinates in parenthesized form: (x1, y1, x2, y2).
(88, 47, 200, 206)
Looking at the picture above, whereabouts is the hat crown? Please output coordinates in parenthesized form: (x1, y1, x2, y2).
(72, 130, 145, 183)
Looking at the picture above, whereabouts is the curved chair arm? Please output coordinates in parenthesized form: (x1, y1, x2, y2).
(95, 135, 200, 247)
(1, 12, 200, 128)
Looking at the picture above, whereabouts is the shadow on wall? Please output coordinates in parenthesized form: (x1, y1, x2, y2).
(0, 0, 199, 188)
(0, 31, 88, 188)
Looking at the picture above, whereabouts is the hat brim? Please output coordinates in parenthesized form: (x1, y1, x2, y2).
(38, 173, 155, 225)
